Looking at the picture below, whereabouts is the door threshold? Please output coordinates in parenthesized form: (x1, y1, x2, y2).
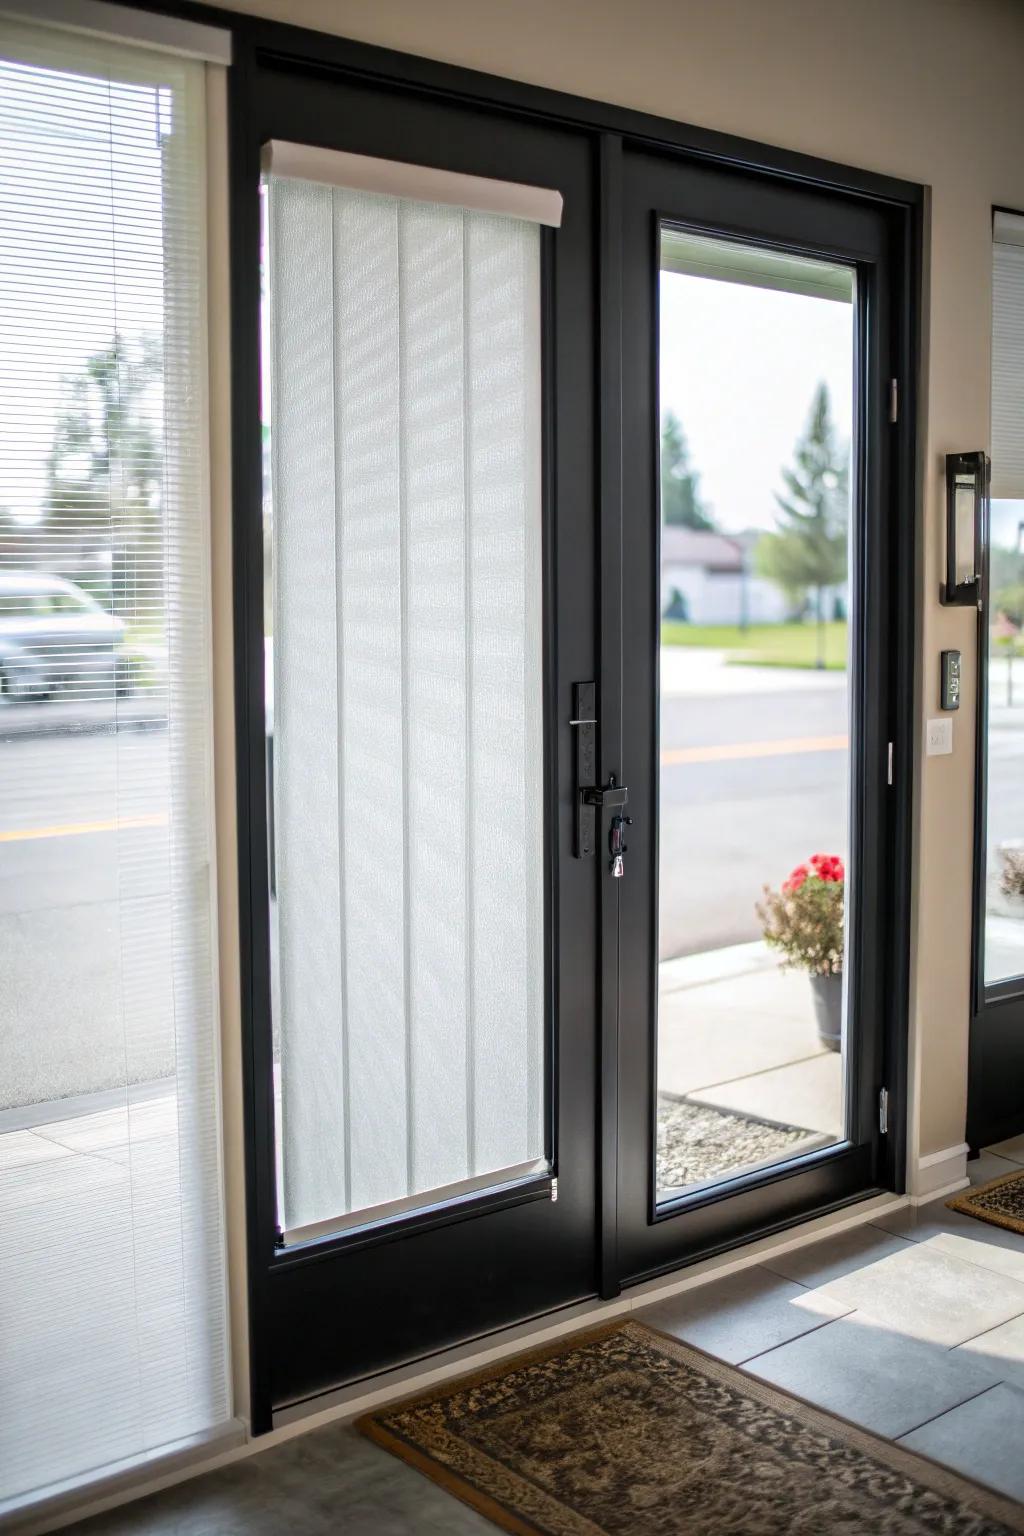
(275, 1185, 906, 1429)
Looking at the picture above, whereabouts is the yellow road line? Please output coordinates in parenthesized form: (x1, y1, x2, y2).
(1, 737, 847, 842)
(661, 734, 849, 766)
(0, 812, 167, 844)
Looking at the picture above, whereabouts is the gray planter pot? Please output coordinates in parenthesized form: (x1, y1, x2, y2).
(809, 971, 843, 1053)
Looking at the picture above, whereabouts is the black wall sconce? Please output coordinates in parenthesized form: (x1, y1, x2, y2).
(942, 450, 989, 606)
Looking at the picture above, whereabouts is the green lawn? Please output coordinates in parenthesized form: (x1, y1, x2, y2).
(661, 620, 848, 671)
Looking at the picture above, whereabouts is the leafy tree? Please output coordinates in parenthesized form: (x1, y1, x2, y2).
(991, 527, 1024, 624)
(44, 333, 162, 616)
(661, 411, 715, 530)
(756, 382, 849, 668)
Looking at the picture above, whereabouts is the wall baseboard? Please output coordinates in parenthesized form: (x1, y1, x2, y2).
(5, 1421, 247, 1536)
(909, 1142, 970, 1202)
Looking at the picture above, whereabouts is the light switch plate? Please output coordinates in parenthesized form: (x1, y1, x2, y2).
(926, 717, 953, 756)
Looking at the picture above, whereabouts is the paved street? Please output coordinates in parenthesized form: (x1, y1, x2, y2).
(659, 649, 1024, 964)
(658, 651, 848, 960)
(0, 706, 174, 1108)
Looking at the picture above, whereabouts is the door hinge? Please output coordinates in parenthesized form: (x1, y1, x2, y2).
(887, 741, 894, 785)
(889, 379, 899, 424)
(550, 1177, 559, 1203)
(879, 1087, 889, 1136)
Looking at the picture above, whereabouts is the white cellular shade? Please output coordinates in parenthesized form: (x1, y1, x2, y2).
(992, 213, 1024, 499)
(265, 172, 546, 1235)
(0, 18, 229, 1510)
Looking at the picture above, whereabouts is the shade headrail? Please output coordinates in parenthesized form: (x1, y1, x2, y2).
(261, 140, 564, 228)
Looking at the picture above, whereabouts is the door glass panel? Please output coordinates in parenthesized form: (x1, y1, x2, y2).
(656, 227, 855, 1202)
(261, 167, 546, 1239)
(983, 496, 1024, 986)
(985, 220, 1024, 987)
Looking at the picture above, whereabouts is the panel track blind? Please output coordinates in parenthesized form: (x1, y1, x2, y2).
(993, 213, 1024, 500)
(264, 171, 546, 1236)
(0, 19, 229, 1509)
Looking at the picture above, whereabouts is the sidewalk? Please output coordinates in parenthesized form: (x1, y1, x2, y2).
(657, 941, 843, 1194)
(659, 646, 847, 698)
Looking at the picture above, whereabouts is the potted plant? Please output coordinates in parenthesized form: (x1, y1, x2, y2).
(756, 854, 845, 1052)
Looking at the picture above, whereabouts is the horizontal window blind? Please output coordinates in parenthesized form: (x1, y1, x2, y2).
(992, 211, 1024, 500)
(263, 167, 546, 1237)
(0, 17, 229, 1508)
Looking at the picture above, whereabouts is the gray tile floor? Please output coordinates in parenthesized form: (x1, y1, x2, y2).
(66, 1144, 1024, 1533)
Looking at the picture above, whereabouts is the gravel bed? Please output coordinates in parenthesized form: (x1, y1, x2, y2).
(657, 1095, 815, 1192)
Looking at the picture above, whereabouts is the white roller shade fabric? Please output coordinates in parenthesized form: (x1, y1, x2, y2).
(264, 164, 547, 1236)
(0, 16, 229, 1510)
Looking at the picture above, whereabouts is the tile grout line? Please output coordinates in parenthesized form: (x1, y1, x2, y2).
(757, 1227, 917, 1287)
(734, 1309, 853, 1367)
(948, 1306, 1024, 1351)
(874, 1215, 1024, 1292)
(894, 1382, 1006, 1443)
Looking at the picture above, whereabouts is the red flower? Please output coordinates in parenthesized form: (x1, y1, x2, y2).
(809, 853, 844, 883)
(783, 863, 809, 894)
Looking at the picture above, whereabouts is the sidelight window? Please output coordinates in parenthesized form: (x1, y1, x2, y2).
(0, 15, 230, 1512)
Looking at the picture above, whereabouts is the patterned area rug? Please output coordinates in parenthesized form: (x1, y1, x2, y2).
(360, 1321, 1024, 1535)
(949, 1169, 1024, 1235)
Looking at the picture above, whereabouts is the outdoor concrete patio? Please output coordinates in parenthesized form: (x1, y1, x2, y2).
(657, 941, 843, 1194)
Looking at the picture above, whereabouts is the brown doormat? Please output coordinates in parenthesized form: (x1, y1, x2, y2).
(949, 1169, 1024, 1236)
(358, 1320, 1024, 1535)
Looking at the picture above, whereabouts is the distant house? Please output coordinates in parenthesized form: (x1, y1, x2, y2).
(661, 526, 791, 626)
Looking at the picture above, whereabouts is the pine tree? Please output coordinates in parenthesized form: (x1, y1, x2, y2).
(755, 382, 848, 668)
(661, 411, 715, 530)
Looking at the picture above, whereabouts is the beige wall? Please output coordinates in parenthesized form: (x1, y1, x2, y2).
(211, 0, 1024, 1193)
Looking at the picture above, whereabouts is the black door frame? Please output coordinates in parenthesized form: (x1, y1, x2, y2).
(230, 43, 605, 1427)
(612, 144, 916, 1287)
(969, 283, 1024, 1149)
(129, 0, 920, 1430)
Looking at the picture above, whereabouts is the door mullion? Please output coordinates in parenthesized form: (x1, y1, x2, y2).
(597, 132, 625, 1300)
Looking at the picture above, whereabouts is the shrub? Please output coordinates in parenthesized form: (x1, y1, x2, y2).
(1001, 848, 1024, 901)
(757, 853, 845, 976)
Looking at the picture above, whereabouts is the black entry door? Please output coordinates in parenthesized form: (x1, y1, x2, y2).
(233, 50, 600, 1425)
(613, 144, 912, 1286)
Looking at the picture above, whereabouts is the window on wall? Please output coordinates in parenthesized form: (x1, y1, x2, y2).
(0, 16, 231, 1511)
(986, 213, 1024, 988)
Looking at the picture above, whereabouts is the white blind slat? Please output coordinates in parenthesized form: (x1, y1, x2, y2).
(0, 17, 229, 1511)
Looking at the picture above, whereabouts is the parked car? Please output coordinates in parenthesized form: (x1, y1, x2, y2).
(0, 572, 131, 701)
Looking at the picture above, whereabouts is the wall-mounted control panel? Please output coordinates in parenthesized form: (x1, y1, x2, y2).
(940, 649, 961, 711)
(926, 717, 953, 756)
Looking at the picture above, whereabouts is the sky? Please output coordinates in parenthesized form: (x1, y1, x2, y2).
(659, 268, 855, 535)
(993, 500, 1024, 555)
